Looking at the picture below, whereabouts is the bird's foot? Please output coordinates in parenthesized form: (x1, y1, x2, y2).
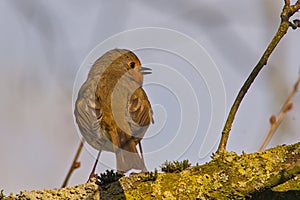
(87, 172, 97, 183)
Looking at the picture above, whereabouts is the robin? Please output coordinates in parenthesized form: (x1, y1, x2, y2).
(74, 49, 153, 176)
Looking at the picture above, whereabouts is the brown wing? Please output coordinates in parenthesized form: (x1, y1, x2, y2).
(74, 81, 114, 152)
(127, 87, 153, 141)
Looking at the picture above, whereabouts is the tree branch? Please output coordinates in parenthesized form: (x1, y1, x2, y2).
(61, 139, 85, 187)
(6, 142, 300, 199)
(217, 0, 300, 153)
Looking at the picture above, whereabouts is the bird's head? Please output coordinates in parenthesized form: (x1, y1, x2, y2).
(127, 59, 152, 86)
(115, 49, 152, 85)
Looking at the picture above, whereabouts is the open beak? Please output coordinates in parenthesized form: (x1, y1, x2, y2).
(139, 66, 152, 75)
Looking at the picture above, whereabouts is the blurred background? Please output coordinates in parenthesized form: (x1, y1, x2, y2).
(1, 0, 300, 195)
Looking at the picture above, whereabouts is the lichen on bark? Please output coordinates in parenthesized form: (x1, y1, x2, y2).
(3, 142, 300, 200)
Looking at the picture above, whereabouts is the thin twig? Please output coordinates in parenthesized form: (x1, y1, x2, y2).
(259, 73, 300, 151)
(216, 0, 300, 154)
(61, 139, 85, 188)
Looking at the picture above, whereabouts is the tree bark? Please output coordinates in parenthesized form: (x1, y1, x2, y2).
(4, 142, 300, 200)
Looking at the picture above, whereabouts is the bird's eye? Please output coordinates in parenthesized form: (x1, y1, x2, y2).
(129, 62, 135, 69)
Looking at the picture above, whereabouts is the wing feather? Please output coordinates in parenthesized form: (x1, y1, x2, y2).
(127, 88, 153, 141)
(74, 83, 114, 152)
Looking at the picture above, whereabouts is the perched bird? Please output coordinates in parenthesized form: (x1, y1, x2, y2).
(74, 49, 153, 174)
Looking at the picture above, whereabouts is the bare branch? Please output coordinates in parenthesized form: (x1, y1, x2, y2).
(216, 0, 300, 153)
(61, 139, 85, 188)
(259, 73, 300, 151)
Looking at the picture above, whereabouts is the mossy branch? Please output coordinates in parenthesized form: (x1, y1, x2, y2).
(217, 0, 300, 153)
(5, 142, 300, 200)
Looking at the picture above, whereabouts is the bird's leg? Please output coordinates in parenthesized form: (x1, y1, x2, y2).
(88, 150, 101, 181)
(138, 141, 144, 161)
(138, 141, 147, 173)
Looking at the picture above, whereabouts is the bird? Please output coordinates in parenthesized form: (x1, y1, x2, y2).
(74, 48, 153, 176)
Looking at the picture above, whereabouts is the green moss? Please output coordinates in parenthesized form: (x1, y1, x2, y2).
(160, 160, 191, 173)
(96, 169, 124, 185)
(141, 168, 158, 182)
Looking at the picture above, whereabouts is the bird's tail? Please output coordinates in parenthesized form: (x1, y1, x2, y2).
(115, 139, 147, 173)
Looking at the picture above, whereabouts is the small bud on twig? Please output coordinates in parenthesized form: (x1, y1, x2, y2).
(269, 115, 276, 124)
(283, 102, 293, 112)
(74, 162, 81, 169)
